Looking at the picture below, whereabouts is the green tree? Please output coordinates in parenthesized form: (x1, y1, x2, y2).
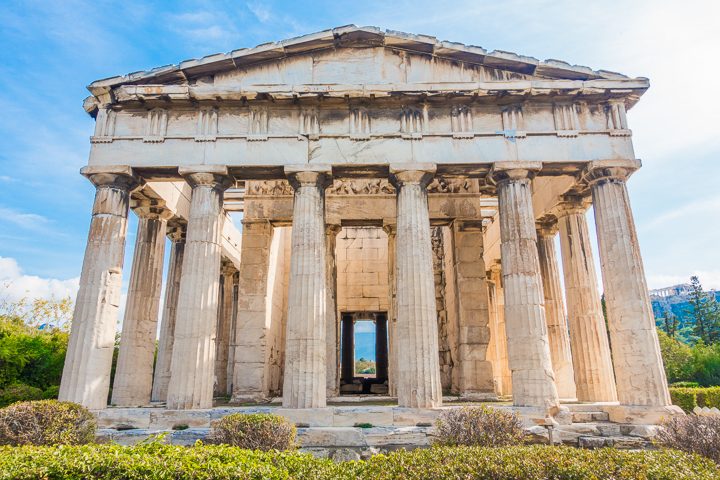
(657, 329, 696, 383)
(660, 310, 681, 339)
(687, 276, 720, 344)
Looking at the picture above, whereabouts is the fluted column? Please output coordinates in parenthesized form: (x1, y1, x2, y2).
(282, 166, 331, 408)
(215, 263, 236, 396)
(390, 165, 442, 408)
(587, 161, 673, 413)
(557, 198, 617, 402)
(325, 224, 341, 397)
(59, 166, 140, 410)
(383, 224, 398, 397)
(536, 221, 577, 400)
(112, 202, 169, 406)
(492, 164, 559, 411)
(166, 167, 232, 410)
(151, 225, 185, 402)
(488, 263, 511, 396)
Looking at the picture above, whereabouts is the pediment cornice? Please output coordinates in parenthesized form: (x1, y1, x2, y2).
(85, 25, 645, 115)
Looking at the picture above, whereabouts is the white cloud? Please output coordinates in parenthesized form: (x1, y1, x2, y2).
(0, 256, 79, 303)
(246, 2, 272, 23)
(0, 206, 50, 231)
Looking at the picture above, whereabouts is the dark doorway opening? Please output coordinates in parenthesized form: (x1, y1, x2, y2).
(340, 312, 388, 394)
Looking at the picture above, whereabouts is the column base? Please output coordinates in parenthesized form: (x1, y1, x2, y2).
(606, 404, 684, 425)
(230, 394, 269, 405)
(509, 405, 573, 426)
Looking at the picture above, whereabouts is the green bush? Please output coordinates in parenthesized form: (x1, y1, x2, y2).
(0, 383, 44, 407)
(433, 406, 525, 447)
(0, 444, 717, 479)
(671, 381, 700, 388)
(670, 386, 720, 411)
(41, 384, 60, 400)
(206, 413, 296, 451)
(0, 400, 96, 446)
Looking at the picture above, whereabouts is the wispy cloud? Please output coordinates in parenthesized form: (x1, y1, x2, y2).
(0, 206, 50, 231)
(247, 2, 272, 23)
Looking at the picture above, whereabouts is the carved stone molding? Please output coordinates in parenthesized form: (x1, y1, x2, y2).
(326, 178, 395, 195)
(245, 180, 294, 196)
(427, 177, 477, 194)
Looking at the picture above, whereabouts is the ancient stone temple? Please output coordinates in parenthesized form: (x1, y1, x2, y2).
(60, 26, 679, 427)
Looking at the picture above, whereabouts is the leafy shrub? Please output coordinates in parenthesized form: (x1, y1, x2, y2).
(433, 406, 525, 447)
(0, 400, 96, 446)
(0, 444, 717, 479)
(0, 383, 44, 407)
(206, 413, 296, 451)
(655, 415, 720, 463)
(671, 388, 699, 412)
(42, 385, 60, 400)
(671, 381, 700, 388)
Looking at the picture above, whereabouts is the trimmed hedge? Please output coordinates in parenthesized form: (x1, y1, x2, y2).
(670, 386, 720, 412)
(0, 400, 96, 446)
(206, 413, 296, 450)
(0, 443, 717, 479)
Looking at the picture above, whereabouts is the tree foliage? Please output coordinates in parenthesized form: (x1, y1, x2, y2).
(687, 276, 720, 344)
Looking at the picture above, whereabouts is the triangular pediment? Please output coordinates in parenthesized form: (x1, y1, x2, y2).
(88, 25, 638, 97)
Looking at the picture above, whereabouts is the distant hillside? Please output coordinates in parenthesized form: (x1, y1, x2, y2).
(652, 290, 720, 333)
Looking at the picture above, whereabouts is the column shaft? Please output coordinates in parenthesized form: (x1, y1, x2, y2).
(494, 167, 559, 410)
(558, 202, 617, 402)
(151, 228, 185, 402)
(384, 225, 398, 397)
(166, 169, 231, 409)
(215, 266, 236, 396)
(59, 168, 138, 410)
(325, 225, 340, 397)
(112, 209, 167, 406)
(391, 166, 442, 408)
(282, 168, 329, 408)
(536, 225, 577, 400)
(590, 167, 671, 406)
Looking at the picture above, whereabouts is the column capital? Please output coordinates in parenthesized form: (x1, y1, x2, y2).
(536, 218, 559, 237)
(284, 165, 332, 190)
(179, 166, 233, 191)
(489, 161, 542, 185)
(167, 223, 187, 242)
(131, 198, 174, 220)
(81, 165, 143, 191)
(553, 195, 590, 218)
(221, 262, 237, 276)
(583, 159, 640, 186)
(389, 163, 436, 188)
(382, 223, 397, 236)
(325, 223, 342, 237)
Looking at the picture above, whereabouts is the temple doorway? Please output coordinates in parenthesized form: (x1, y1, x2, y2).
(339, 312, 388, 395)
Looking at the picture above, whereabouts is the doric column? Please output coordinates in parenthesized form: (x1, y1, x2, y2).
(491, 164, 559, 412)
(390, 165, 442, 408)
(587, 161, 675, 416)
(59, 166, 140, 410)
(383, 224, 398, 397)
(340, 314, 355, 384)
(151, 225, 185, 403)
(536, 221, 577, 400)
(166, 167, 232, 410)
(488, 262, 511, 396)
(557, 198, 617, 402)
(215, 263, 236, 396)
(282, 166, 331, 408)
(112, 201, 169, 406)
(325, 224, 341, 397)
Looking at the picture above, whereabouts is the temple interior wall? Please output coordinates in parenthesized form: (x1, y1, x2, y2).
(335, 227, 389, 313)
(264, 226, 291, 396)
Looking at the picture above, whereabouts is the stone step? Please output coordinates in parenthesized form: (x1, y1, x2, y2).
(571, 411, 609, 423)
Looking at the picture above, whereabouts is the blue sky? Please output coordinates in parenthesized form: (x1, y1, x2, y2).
(1, 0, 719, 310)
